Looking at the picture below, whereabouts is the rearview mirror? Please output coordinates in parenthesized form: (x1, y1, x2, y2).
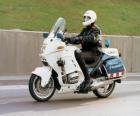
(43, 32, 49, 38)
(104, 39, 110, 48)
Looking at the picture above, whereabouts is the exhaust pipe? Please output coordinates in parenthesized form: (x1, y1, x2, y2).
(91, 80, 113, 90)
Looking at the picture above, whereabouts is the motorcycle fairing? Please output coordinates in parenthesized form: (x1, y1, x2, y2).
(32, 66, 52, 87)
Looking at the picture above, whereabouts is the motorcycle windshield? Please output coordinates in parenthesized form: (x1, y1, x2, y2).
(48, 17, 66, 38)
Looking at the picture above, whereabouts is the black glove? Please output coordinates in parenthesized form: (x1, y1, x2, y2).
(64, 36, 83, 44)
(62, 37, 71, 44)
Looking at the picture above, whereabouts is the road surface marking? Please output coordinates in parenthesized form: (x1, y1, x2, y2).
(0, 85, 27, 90)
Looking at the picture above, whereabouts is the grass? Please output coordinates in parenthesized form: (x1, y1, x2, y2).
(0, 0, 139, 35)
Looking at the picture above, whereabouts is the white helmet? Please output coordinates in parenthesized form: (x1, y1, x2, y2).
(82, 10, 97, 26)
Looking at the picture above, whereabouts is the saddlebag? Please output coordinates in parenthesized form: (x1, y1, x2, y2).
(103, 57, 126, 79)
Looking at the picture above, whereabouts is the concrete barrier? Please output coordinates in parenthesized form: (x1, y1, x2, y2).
(0, 30, 43, 75)
(0, 30, 140, 75)
(132, 36, 140, 72)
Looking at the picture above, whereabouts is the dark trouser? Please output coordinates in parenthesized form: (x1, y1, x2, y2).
(75, 49, 99, 82)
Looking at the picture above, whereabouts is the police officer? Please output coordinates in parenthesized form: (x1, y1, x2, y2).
(66, 10, 102, 91)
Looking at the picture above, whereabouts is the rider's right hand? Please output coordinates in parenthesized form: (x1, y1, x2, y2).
(63, 37, 72, 44)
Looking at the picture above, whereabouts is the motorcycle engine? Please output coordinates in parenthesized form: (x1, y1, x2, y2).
(62, 72, 79, 84)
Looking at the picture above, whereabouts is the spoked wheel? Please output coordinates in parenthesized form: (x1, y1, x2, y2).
(29, 74, 56, 102)
(93, 81, 115, 98)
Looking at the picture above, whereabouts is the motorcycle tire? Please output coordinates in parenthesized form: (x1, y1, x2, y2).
(29, 74, 56, 102)
(93, 81, 115, 98)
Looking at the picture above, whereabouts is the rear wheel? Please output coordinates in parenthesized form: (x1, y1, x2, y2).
(93, 81, 115, 98)
(29, 74, 56, 102)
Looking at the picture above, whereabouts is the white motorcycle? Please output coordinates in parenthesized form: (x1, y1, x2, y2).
(29, 17, 126, 102)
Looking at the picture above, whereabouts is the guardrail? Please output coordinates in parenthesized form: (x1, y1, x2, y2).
(0, 30, 140, 75)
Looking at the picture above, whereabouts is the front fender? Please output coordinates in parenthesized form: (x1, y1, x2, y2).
(32, 66, 52, 87)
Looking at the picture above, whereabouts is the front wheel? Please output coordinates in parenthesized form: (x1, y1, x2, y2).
(29, 74, 56, 102)
(93, 81, 115, 98)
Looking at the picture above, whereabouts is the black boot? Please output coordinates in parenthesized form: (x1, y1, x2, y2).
(83, 78, 93, 91)
(79, 78, 93, 92)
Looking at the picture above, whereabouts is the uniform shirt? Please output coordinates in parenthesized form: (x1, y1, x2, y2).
(71, 25, 102, 51)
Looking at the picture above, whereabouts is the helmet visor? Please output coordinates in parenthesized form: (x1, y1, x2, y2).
(84, 16, 91, 22)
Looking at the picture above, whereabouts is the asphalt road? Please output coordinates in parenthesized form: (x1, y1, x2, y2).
(0, 76, 140, 116)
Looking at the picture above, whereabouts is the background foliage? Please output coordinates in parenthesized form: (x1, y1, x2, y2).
(0, 0, 139, 35)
